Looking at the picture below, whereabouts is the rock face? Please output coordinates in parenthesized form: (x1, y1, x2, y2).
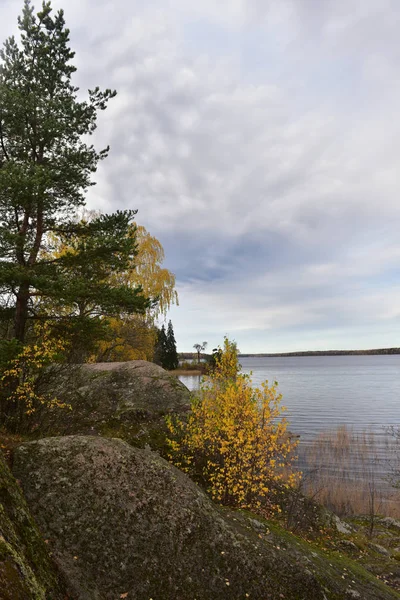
(36, 360, 190, 451)
(0, 452, 66, 599)
(13, 435, 400, 600)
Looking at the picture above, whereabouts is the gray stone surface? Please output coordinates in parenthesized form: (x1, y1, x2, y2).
(380, 517, 400, 531)
(13, 435, 400, 600)
(36, 360, 190, 450)
(368, 542, 391, 556)
(0, 452, 67, 599)
(332, 514, 354, 534)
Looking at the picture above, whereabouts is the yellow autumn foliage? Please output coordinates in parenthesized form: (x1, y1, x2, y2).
(93, 315, 157, 362)
(44, 213, 178, 362)
(122, 224, 178, 317)
(166, 338, 300, 516)
(0, 323, 70, 429)
(94, 224, 178, 361)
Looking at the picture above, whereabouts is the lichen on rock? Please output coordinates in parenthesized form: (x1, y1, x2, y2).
(34, 360, 191, 452)
(12, 435, 400, 600)
(0, 451, 67, 599)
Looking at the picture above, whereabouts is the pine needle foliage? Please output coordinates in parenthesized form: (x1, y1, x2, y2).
(166, 338, 300, 516)
(0, 1, 148, 345)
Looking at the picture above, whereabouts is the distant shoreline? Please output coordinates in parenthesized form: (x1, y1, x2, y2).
(178, 348, 400, 361)
(238, 348, 400, 357)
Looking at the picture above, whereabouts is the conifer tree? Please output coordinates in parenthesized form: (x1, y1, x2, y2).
(154, 321, 178, 370)
(166, 319, 179, 370)
(0, 1, 148, 348)
(154, 324, 168, 368)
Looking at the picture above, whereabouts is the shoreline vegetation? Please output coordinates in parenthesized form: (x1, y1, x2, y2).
(301, 425, 400, 519)
(174, 358, 400, 521)
(170, 368, 204, 376)
(170, 360, 209, 376)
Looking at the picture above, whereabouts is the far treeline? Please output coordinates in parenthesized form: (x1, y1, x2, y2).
(239, 348, 400, 357)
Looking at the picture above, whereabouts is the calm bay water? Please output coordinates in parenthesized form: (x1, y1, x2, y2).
(178, 355, 400, 441)
(178, 355, 400, 508)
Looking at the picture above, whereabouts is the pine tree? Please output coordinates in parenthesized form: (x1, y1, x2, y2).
(166, 319, 179, 370)
(0, 1, 148, 347)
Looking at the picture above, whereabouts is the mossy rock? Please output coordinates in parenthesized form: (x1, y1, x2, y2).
(326, 515, 400, 592)
(13, 435, 400, 600)
(0, 451, 67, 599)
(34, 360, 191, 452)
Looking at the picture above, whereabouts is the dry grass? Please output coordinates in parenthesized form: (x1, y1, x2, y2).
(300, 425, 400, 518)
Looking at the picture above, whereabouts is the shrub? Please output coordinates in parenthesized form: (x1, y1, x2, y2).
(166, 338, 299, 516)
(0, 324, 70, 431)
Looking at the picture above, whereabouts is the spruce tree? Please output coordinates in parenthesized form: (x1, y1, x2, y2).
(154, 324, 168, 368)
(166, 319, 179, 370)
(0, 1, 148, 347)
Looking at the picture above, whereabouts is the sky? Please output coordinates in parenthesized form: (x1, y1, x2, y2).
(1, 0, 400, 353)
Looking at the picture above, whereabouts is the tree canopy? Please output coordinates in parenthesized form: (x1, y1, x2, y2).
(0, 1, 152, 426)
(46, 212, 179, 362)
(154, 320, 179, 370)
(86, 220, 179, 362)
(0, 1, 148, 348)
(193, 341, 207, 363)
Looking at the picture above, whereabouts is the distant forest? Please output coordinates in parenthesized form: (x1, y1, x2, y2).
(239, 348, 400, 357)
(179, 348, 400, 360)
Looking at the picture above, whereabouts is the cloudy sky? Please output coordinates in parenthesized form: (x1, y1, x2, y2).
(2, 0, 400, 352)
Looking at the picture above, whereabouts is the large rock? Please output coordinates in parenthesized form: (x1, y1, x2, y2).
(0, 451, 67, 599)
(13, 435, 399, 600)
(36, 360, 190, 451)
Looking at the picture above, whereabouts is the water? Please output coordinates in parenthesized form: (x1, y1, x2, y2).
(178, 355, 400, 440)
(178, 356, 400, 499)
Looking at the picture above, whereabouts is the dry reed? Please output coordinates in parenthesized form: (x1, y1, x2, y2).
(300, 425, 400, 518)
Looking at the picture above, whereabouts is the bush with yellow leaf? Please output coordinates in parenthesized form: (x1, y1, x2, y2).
(166, 338, 300, 516)
(0, 324, 70, 431)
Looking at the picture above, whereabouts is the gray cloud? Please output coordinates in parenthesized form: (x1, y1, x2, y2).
(2, 0, 400, 350)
